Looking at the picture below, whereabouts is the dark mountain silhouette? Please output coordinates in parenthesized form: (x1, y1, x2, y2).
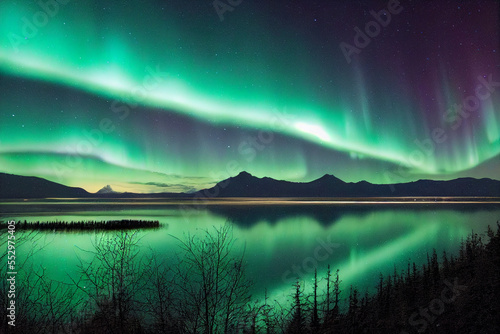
(0, 173, 91, 199)
(0, 173, 187, 199)
(195, 171, 500, 198)
(1, 171, 499, 199)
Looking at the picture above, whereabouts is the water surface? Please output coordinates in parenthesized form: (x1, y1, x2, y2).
(1, 199, 499, 308)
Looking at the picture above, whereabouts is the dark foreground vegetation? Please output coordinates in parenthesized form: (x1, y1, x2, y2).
(0, 219, 160, 231)
(319, 223, 500, 333)
(0, 222, 499, 333)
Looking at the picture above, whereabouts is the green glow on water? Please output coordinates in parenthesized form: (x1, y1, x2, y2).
(3, 204, 498, 309)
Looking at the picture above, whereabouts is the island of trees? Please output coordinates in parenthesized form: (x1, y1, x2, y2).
(0, 219, 160, 231)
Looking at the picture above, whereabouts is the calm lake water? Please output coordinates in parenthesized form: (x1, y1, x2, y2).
(1, 199, 499, 308)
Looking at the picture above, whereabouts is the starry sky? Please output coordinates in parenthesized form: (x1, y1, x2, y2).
(0, 0, 499, 193)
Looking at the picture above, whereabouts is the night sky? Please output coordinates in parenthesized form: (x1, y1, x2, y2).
(0, 0, 499, 193)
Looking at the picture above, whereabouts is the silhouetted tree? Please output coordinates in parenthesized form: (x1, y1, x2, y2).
(442, 250, 450, 277)
(324, 264, 331, 317)
(72, 231, 149, 333)
(172, 224, 251, 334)
(431, 248, 440, 286)
(0, 228, 50, 333)
(287, 279, 306, 334)
(333, 269, 341, 317)
(143, 251, 181, 333)
(311, 269, 320, 331)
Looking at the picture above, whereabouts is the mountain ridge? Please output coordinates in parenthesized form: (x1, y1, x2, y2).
(194, 171, 500, 198)
(0, 171, 499, 199)
(0, 172, 91, 199)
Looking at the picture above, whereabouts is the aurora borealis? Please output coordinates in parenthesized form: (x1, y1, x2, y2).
(0, 0, 499, 193)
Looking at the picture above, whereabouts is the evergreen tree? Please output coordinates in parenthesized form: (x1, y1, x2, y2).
(311, 270, 320, 331)
(287, 279, 306, 334)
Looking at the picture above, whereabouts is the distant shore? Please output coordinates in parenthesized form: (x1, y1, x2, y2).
(1, 196, 500, 205)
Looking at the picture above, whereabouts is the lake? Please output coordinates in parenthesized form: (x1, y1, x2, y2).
(1, 199, 499, 309)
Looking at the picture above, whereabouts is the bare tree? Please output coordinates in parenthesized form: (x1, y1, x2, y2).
(0, 226, 51, 333)
(172, 224, 252, 334)
(72, 230, 150, 333)
(32, 267, 82, 333)
(143, 250, 183, 333)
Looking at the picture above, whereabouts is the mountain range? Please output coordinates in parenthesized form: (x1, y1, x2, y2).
(195, 171, 500, 198)
(0, 171, 499, 199)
